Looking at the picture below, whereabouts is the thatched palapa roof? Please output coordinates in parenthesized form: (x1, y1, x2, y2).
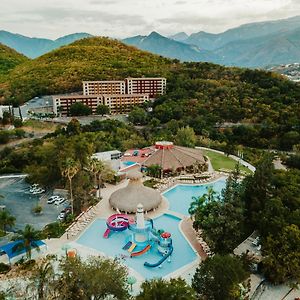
(142, 142, 206, 171)
(109, 171, 162, 213)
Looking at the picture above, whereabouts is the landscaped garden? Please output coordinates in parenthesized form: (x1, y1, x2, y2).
(202, 149, 253, 175)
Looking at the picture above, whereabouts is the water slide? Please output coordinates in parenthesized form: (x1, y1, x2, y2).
(122, 241, 132, 250)
(128, 243, 137, 253)
(106, 214, 132, 232)
(130, 244, 151, 257)
(103, 228, 110, 238)
(144, 246, 173, 268)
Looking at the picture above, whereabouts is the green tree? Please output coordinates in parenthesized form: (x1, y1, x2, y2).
(137, 278, 196, 300)
(61, 158, 80, 215)
(0, 210, 15, 234)
(69, 102, 92, 116)
(53, 256, 129, 300)
(192, 255, 249, 300)
(12, 225, 41, 259)
(243, 154, 274, 231)
(262, 224, 300, 284)
(175, 126, 196, 147)
(27, 258, 55, 300)
(96, 104, 110, 116)
(128, 107, 148, 125)
(146, 164, 162, 178)
(66, 118, 81, 136)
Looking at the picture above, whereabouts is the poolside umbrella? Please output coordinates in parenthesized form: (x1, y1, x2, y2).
(127, 276, 137, 292)
(61, 244, 71, 255)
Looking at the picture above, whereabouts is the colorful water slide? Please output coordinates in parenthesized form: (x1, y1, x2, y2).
(130, 244, 151, 257)
(128, 243, 137, 253)
(144, 246, 173, 268)
(103, 228, 110, 238)
(106, 214, 131, 232)
(122, 241, 132, 250)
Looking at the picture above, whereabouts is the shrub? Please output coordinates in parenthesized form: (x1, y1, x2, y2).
(0, 263, 11, 274)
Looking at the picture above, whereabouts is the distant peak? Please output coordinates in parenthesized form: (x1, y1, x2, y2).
(148, 31, 162, 37)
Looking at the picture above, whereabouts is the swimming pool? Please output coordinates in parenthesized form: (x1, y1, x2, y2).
(163, 178, 227, 216)
(76, 214, 197, 279)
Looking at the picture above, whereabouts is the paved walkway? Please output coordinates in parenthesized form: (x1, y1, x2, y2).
(180, 218, 208, 260)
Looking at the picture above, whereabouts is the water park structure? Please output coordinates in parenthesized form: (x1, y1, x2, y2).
(103, 203, 173, 268)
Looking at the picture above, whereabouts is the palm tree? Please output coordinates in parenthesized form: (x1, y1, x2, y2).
(0, 210, 16, 233)
(188, 187, 217, 217)
(27, 259, 54, 300)
(87, 158, 114, 199)
(12, 224, 41, 260)
(188, 195, 206, 217)
(61, 158, 80, 215)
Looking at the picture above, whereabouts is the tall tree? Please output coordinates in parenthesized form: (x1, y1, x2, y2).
(27, 259, 55, 300)
(175, 126, 196, 147)
(262, 224, 300, 284)
(61, 158, 80, 215)
(192, 255, 249, 300)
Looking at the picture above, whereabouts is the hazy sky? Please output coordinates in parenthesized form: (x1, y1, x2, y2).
(1, 0, 300, 39)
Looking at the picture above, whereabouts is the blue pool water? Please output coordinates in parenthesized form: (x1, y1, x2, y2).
(76, 214, 197, 279)
(163, 178, 227, 215)
(122, 161, 136, 167)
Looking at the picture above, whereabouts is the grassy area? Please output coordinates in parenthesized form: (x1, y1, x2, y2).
(203, 149, 253, 175)
(22, 120, 58, 131)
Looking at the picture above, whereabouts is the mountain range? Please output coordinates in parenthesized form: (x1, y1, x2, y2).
(1, 16, 300, 67)
(0, 31, 92, 58)
(123, 16, 300, 67)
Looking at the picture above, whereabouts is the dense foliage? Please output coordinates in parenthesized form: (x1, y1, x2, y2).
(136, 278, 196, 300)
(191, 155, 300, 285)
(192, 254, 249, 300)
(1, 37, 299, 150)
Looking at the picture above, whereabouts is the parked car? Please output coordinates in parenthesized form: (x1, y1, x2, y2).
(55, 197, 66, 205)
(47, 195, 60, 204)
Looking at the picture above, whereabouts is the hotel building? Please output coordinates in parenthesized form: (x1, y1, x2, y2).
(125, 77, 166, 99)
(83, 81, 126, 96)
(53, 95, 104, 116)
(103, 94, 149, 114)
(53, 94, 149, 116)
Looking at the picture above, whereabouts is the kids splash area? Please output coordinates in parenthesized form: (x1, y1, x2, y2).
(75, 170, 227, 280)
(105, 204, 173, 267)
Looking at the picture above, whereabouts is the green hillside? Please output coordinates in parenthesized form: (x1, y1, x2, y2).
(4, 37, 173, 104)
(0, 43, 29, 77)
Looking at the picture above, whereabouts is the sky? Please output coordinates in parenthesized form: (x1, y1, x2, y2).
(1, 0, 300, 39)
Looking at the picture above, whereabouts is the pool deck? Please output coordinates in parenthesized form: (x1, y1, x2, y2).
(180, 217, 208, 260)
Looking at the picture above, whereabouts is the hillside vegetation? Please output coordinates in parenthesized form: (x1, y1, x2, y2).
(0, 36, 299, 150)
(3, 37, 173, 104)
(0, 43, 29, 77)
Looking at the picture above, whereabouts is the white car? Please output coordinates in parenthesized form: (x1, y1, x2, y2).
(55, 197, 66, 205)
(47, 195, 60, 204)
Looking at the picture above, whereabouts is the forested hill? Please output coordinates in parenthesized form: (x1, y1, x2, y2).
(1, 36, 300, 150)
(0, 43, 29, 77)
(1, 37, 173, 104)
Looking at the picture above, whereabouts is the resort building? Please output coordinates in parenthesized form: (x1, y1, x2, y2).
(53, 93, 149, 116)
(103, 93, 149, 114)
(53, 95, 104, 116)
(122, 141, 207, 176)
(83, 80, 126, 96)
(125, 77, 166, 99)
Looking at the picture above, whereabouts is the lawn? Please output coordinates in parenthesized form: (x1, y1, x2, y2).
(22, 120, 58, 132)
(203, 149, 253, 175)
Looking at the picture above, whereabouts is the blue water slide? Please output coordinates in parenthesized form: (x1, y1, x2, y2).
(144, 246, 173, 268)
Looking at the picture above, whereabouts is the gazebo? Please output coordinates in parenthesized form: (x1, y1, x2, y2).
(142, 141, 206, 175)
(109, 171, 162, 213)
